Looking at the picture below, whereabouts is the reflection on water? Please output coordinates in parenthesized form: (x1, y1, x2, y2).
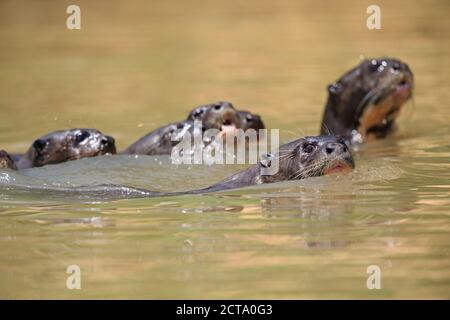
(0, 0, 449, 299)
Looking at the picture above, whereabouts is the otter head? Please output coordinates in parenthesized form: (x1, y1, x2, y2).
(187, 101, 241, 133)
(18, 128, 116, 169)
(237, 111, 265, 131)
(266, 135, 354, 182)
(0, 150, 17, 170)
(186, 104, 211, 122)
(321, 57, 414, 143)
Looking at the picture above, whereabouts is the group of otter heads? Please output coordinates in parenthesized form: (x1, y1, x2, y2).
(0, 57, 414, 188)
(0, 102, 265, 170)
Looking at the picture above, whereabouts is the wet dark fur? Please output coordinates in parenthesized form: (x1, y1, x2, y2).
(17, 128, 116, 169)
(320, 57, 414, 143)
(141, 135, 355, 197)
(123, 101, 241, 155)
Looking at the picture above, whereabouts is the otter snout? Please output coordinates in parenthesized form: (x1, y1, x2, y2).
(321, 139, 355, 174)
(325, 142, 346, 155)
(221, 111, 241, 129)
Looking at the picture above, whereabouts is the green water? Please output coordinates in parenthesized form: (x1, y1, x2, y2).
(0, 0, 449, 299)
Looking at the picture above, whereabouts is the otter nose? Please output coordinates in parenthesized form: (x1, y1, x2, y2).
(325, 142, 346, 155)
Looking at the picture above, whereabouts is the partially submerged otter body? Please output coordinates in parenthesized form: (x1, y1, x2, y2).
(123, 101, 243, 155)
(138, 135, 355, 197)
(17, 128, 116, 169)
(198, 135, 354, 193)
(121, 121, 194, 156)
(321, 57, 414, 144)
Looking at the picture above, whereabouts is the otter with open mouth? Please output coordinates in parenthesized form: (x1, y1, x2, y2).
(134, 135, 354, 197)
(0, 150, 17, 170)
(16, 128, 116, 169)
(188, 105, 265, 131)
(123, 101, 241, 155)
(320, 57, 414, 144)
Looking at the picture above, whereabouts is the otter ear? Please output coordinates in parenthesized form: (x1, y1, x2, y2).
(259, 152, 274, 168)
(327, 82, 342, 94)
(32, 139, 47, 153)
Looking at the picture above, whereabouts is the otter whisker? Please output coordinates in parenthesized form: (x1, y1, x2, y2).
(293, 154, 345, 180)
(354, 88, 379, 121)
(282, 130, 302, 139)
(275, 152, 296, 161)
(321, 122, 332, 135)
(291, 159, 327, 180)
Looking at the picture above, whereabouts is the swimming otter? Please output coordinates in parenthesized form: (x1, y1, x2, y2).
(123, 101, 241, 155)
(320, 57, 414, 144)
(0, 150, 17, 170)
(17, 128, 116, 169)
(140, 135, 354, 197)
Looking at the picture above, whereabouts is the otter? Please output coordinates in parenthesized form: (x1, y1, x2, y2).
(0, 150, 17, 170)
(16, 128, 116, 169)
(123, 101, 241, 155)
(320, 57, 414, 144)
(137, 135, 355, 197)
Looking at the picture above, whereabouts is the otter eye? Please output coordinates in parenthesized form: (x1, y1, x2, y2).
(214, 104, 222, 110)
(245, 114, 253, 122)
(75, 132, 90, 143)
(302, 143, 315, 154)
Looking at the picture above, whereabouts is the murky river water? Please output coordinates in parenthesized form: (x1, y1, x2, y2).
(0, 0, 449, 299)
